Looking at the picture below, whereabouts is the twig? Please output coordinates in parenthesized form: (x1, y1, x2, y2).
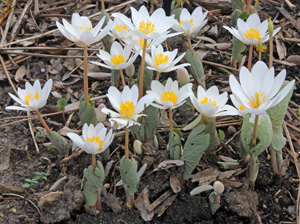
(0, 54, 17, 94)
(0, 51, 99, 59)
(202, 60, 239, 73)
(0, 0, 17, 44)
(284, 0, 296, 11)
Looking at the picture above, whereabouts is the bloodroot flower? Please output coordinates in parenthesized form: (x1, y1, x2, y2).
(67, 123, 114, 155)
(6, 79, 52, 111)
(56, 13, 113, 46)
(102, 85, 155, 129)
(229, 61, 295, 115)
(223, 14, 280, 45)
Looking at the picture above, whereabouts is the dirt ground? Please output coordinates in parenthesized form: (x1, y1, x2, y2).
(0, 0, 299, 223)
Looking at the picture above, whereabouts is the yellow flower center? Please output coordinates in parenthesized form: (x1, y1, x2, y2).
(154, 53, 169, 66)
(179, 19, 195, 30)
(80, 26, 92, 31)
(201, 97, 217, 107)
(255, 43, 267, 52)
(115, 25, 128, 32)
(86, 136, 103, 151)
(139, 20, 155, 35)
(110, 54, 125, 66)
(240, 105, 245, 111)
(249, 92, 266, 108)
(120, 101, 134, 118)
(136, 39, 149, 49)
(162, 91, 177, 104)
(25, 92, 39, 105)
(244, 28, 261, 39)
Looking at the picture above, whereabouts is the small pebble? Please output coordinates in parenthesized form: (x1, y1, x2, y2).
(275, 198, 279, 203)
(41, 68, 46, 73)
(227, 126, 236, 135)
(287, 205, 296, 215)
(11, 208, 17, 213)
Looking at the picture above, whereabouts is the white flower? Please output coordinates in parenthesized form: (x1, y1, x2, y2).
(229, 61, 295, 115)
(145, 44, 190, 73)
(110, 18, 132, 41)
(56, 13, 113, 47)
(6, 79, 52, 111)
(126, 34, 166, 53)
(91, 41, 139, 70)
(67, 123, 114, 155)
(112, 5, 179, 40)
(172, 7, 208, 37)
(102, 85, 155, 129)
(147, 78, 192, 110)
(190, 85, 238, 117)
(223, 14, 280, 45)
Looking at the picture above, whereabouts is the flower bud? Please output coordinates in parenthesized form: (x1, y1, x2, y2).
(125, 64, 135, 78)
(133, 139, 143, 155)
(268, 18, 274, 36)
(95, 103, 107, 122)
(176, 68, 190, 86)
(213, 181, 224, 195)
(153, 135, 159, 150)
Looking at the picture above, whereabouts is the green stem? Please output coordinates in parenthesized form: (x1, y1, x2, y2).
(139, 39, 147, 99)
(125, 127, 129, 159)
(83, 45, 89, 103)
(269, 35, 273, 68)
(120, 69, 126, 87)
(36, 110, 51, 134)
(248, 44, 253, 71)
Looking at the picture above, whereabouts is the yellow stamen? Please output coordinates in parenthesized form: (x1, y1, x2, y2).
(255, 43, 267, 52)
(244, 28, 261, 40)
(120, 101, 134, 118)
(162, 91, 177, 104)
(80, 26, 92, 31)
(139, 20, 155, 35)
(201, 97, 217, 107)
(249, 92, 266, 108)
(86, 136, 103, 151)
(115, 25, 128, 32)
(25, 92, 39, 105)
(240, 105, 245, 111)
(154, 53, 169, 66)
(110, 55, 125, 66)
(136, 39, 149, 48)
(179, 19, 195, 30)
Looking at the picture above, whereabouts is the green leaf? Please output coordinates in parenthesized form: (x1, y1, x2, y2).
(111, 69, 120, 88)
(183, 124, 210, 180)
(47, 131, 68, 154)
(237, 10, 250, 21)
(22, 183, 31, 188)
(82, 161, 105, 206)
(57, 98, 67, 111)
(209, 192, 221, 215)
(183, 114, 202, 131)
(171, 7, 182, 20)
(241, 114, 273, 158)
(218, 129, 225, 141)
(179, 98, 194, 119)
(169, 132, 182, 160)
(231, 0, 243, 11)
(204, 117, 219, 152)
(230, 9, 241, 27)
(186, 49, 205, 89)
(99, 9, 111, 52)
(267, 85, 293, 151)
(232, 36, 246, 62)
(190, 184, 213, 195)
(120, 156, 140, 196)
(137, 64, 153, 93)
(79, 98, 97, 126)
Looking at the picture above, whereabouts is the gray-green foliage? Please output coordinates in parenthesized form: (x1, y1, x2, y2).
(169, 132, 182, 160)
(204, 117, 220, 152)
(47, 131, 68, 154)
(231, 0, 243, 11)
(99, 9, 111, 52)
(120, 156, 140, 196)
(137, 64, 153, 93)
(79, 98, 97, 126)
(183, 124, 210, 180)
(131, 105, 159, 142)
(82, 161, 105, 206)
(57, 98, 67, 111)
(241, 114, 273, 158)
(209, 192, 220, 215)
(111, 69, 121, 88)
(179, 98, 194, 118)
(186, 49, 205, 89)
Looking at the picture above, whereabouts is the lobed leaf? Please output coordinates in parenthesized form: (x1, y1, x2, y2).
(186, 49, 206, 89)
(169, 132, 182, 160)
(47, 131, 68, 154)
(120, 156, 140, 196)
(79, 98, 97, 126)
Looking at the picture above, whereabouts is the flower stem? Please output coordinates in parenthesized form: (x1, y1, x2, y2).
(232, 59, 237, 69)
(124, 185, 134, 208)
(269, 35, 273, 68)
(242, 0, 246, 11)
(125, 127, 129, 159)
(187, 35, 193, 53)
(101, 0, 105, 10)
(139, 39, 147, 99)
(35, 110, 51, 134)
(258, 49, 262, 61)
(251, 115, 259, 146)
(249, 155, 257, 185)
(247, 44, 253, 71)
(120, 69, 126, 87)
(246, 0, 252, 12)
(169, 108, 173, 134)
(270, 145, 279, 175)
(252, 0, 259, 14)
(92, 154, 96, 167)
(83, 45, 89, 103)
(177, 0, 180, 8)
(95, 187, 102, 211)
(155, 71, 160, 81)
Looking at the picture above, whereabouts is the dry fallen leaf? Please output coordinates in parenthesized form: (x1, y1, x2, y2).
(134, 186, 154, 222)
(170, 175, 181, 193)
(275, 37, 286, 60)
(15, 65, 28, 82)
